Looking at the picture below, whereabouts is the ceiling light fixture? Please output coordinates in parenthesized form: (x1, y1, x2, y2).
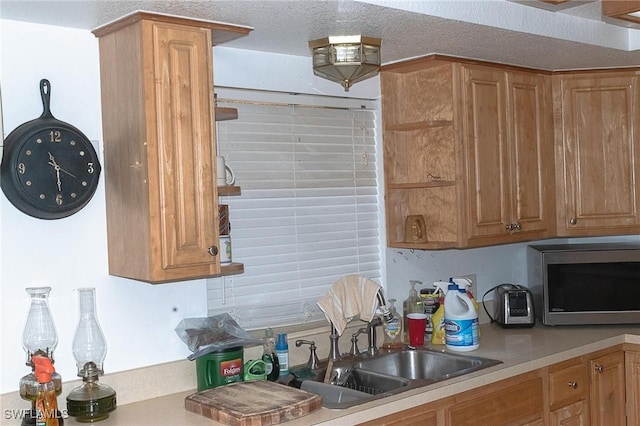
(308, 35, 382, 92)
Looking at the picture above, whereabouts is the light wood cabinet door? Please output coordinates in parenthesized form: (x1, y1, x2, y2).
(445, 374, 544, 425)
(590, 351, 626, 426)
(553, 72, 640, 236)
(507, 71, 555, 238)
(461, 65, 510, 242)
(626, 350, 640, 426)
(461, 65, 554, 246)
(550, 399, 589, 426)
(357, 403, 439, 426)
(95, 13, 249, 283)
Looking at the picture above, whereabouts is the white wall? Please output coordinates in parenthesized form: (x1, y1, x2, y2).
(0, 20, 381, 393)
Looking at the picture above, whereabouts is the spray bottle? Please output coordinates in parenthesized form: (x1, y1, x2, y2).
(444, 278, 479, 352)
(32, 355, 60, 426)
(452, 277, 479, 313)
(430, 281, 449, 345)
(402, 280, 423, 343)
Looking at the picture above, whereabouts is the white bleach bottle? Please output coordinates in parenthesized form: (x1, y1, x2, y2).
(444, 279, 479, 352)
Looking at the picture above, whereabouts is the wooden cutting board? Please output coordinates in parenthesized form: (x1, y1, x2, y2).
(185, 380, 322, 426)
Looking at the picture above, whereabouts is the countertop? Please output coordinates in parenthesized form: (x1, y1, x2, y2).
(50, 323, 640, 426)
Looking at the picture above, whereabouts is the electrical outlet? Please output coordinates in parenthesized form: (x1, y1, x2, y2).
(459, 273, 477, 298)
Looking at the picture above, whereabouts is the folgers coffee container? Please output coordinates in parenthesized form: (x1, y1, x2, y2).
(195, 346, 243, 391)
(420, 288, 440, 339)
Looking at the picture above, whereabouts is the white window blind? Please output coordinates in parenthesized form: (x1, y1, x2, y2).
(206, 90, 380, 330)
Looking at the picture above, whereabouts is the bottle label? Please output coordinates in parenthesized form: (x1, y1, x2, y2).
(444, 318, 479, 346)
(385, 318, 400, 338)
(277, 352, 289, 376)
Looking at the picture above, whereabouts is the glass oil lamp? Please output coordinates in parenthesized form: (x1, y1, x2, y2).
(19, 287, 63, 426)
(66, 288, 117, 422)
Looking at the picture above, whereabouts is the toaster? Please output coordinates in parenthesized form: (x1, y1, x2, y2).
(493, 284, 535, 328)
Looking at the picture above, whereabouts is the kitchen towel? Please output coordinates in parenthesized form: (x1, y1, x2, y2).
(317, 275, 382, 336)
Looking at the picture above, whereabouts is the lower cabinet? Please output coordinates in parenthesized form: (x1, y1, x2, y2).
(589, 350, 626, 426)
(548, 357, 590, 425)
(626, 350, 640, 426)
(358, 345, 639, 426)
(358, 371, 544, 426)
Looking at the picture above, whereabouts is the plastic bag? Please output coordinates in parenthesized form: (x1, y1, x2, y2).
(175, 313, 262, 360)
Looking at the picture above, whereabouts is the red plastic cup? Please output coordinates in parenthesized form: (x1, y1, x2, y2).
(407, 313, 427, 347)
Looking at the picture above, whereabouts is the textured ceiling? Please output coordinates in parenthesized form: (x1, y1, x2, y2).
(1, 0, 640, 70)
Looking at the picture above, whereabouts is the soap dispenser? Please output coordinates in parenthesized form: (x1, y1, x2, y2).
(382, 298, 402, 349)
(402, 280, 423, 344)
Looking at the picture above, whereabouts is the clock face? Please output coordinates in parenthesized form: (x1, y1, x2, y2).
(1, 125, 101, 219)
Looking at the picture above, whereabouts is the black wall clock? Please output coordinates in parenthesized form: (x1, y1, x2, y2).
(0, 79, 101, 219)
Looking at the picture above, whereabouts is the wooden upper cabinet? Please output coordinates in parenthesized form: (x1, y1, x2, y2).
(460, 65, 555, 246)
(553, 71, 640, 236)
(94, 13, 250, 283)
(381, 56, 555, 249)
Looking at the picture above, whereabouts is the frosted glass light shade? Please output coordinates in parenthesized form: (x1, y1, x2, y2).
(309, 35, 382, 91)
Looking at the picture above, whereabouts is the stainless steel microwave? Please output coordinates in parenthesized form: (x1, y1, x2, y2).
(527, 243, 640, 326)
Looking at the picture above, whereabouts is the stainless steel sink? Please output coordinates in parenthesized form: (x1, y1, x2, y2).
(294, 346, 502, 409)
(353, 347, 502, 381)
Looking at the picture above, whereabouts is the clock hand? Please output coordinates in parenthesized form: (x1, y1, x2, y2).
(58, 167, 76, 179)
(48, 152, 59, 167)
(55, 168, 61, 192)
(48, 159, 77, 179)
(47, 154, 62, 191)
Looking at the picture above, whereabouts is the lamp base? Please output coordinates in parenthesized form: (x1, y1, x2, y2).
(66, 382, 116, 423)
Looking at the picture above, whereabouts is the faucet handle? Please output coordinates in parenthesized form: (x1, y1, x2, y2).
(350, 327, 367, 356)
(295, 340, 320, 370)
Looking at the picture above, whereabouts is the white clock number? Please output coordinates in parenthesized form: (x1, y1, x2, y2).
(55, 194, 63, 206)
(18, 163, 26, 174)
(87, 162, 94, 174)
(49, 130, 62, 142)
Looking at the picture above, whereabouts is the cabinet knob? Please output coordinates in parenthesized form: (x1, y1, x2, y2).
(595, 364, 604, 373)
(569, 217, 577, 225)
(568, 381, 578, 389)
(208, 246, 219, 257)
(514, 222, 522, 231)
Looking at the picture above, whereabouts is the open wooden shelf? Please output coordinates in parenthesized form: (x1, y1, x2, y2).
(215, 106, 238, 121)
(387, 181, 456, 189)
(220, 262, 244, 276)
(217, 185, 241, 196)
(385, 120, 453, 131)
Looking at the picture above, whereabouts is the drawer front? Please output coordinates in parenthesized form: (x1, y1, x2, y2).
(549, 363, 587, 407)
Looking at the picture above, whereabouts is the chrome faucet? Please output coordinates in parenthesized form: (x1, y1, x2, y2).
(328, 324, 342, 361)
(327, 286, 394, 360)
(376, 288, 393, 322)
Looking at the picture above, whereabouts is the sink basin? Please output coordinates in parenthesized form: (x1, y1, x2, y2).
(353, 348, 502, 381)
(297, 368, 409, 410)
(294, 346, 502, 409)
